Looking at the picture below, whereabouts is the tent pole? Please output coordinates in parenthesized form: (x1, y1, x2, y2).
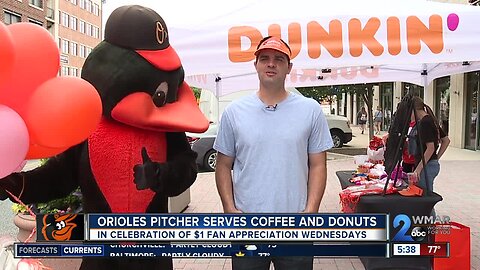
(421, 64, 428, 88)
(215, 75, 221, 124)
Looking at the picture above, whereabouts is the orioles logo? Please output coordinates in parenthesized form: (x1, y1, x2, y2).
(42, 214, 78, 241)
(156, 21, 168, 45)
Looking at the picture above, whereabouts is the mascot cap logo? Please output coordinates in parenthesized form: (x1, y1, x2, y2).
(105, 5, 181, 71)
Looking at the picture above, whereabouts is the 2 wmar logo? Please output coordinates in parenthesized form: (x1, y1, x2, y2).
(228, 14, 460, 62)
(393, 214, 450, 242)
(41, 214, 78, 241)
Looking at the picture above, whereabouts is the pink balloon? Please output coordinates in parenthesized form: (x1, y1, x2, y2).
(0, 22, 15, 88)
(0, 105, 29, 178)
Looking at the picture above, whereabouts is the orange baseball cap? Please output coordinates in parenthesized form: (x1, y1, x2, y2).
(254, 36, 292, 59)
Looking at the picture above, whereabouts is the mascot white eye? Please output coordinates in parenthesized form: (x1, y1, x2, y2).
(153, 82, 168, 107)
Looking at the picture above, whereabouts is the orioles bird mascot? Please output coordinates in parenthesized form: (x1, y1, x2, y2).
(0, 5, 209, 270)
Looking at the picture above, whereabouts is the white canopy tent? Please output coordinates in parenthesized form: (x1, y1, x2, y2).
(103, 0, 480, 97)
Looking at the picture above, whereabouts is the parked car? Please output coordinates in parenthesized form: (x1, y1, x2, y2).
(186, 115, 352, 171)
(326, 114, 353, 148)
(186, 124, 218, 172)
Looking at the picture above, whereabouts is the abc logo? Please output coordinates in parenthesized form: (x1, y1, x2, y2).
(410, 227, 427, 241)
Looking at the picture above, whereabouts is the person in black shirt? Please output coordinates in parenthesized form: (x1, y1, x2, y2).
(357, 107, 367, 134)
(410, 97, 450, 194)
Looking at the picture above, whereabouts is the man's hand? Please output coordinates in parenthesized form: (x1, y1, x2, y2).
(133, 147, 162, 191)
(0, 174, 17, 200)
(223, 206, 242, 214)
(0, 188, 8, 200)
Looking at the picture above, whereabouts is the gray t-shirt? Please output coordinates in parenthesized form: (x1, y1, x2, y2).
(213, 92, 333, 213)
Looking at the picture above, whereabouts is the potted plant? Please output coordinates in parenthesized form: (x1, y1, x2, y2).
(10, 157, 83, 242)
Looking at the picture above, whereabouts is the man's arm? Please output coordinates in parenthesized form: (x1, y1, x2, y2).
(215, 152, 241, 213)
(437, 136, 450, 160)
(414, 142, 435, 176)
(303, 151, 327, 213)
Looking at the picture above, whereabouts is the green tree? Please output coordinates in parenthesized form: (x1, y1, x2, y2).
(342, 83, 376, 140)
(191, 87, 201, 101)
(297, 86, 340, 114)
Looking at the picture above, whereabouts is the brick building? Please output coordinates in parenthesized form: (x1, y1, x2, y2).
(1, 0, 103, 77)
(0, 0, 48, 28)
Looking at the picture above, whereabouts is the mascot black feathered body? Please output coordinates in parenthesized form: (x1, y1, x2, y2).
(0, 5, 209, 270)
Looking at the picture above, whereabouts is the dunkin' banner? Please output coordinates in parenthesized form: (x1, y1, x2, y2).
(104, 0, 480, 94)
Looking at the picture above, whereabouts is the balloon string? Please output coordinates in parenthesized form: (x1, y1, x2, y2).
(5, 189, 36, 218)
(18, 259, 53, 270)
(6, 189, 53, 269)
(6, 189, 37, 243)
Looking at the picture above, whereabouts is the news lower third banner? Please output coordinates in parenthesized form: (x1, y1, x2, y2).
(34, 213, 387, 242)
(15, 243, 389, 258)
(85, 213, 387, 242)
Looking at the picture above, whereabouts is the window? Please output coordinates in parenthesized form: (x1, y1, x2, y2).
(4, 10, 21, 25)
(86, 0, 92, 13)
(61, 66, 69, 76)
(60, 12, 69, 27)
(70, 16, 77, 31)
(86, 47, 92, 57)
(46, 6, 54, 20)
(79, 20, 85, 34)
(93, 4, 99, 16)
(28, 18, 43, 26)
(86, 23, 92, 36)
(402, 82, 424, 100)
(70, 67, 78, 77)
(435, 76, 450, 135)
(61, 39, 70, 54)
(70, 0, 77, 5)
(70, 42, 77, 56)
(380, 82, 394, 130)
(93, 26, 99, 39)
(79, 0, 86, 9)
(79, 44, 86, 58)
(465, 71, 480, 150)
(29, 0, 43, 8)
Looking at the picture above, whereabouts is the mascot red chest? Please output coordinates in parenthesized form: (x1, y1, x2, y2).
(0, 5, 209, 270)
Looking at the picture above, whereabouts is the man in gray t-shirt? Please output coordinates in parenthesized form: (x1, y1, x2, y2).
(214, 36, 333, 270)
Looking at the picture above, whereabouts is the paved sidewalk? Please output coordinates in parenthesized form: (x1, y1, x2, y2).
(1, 126, 478, 270)
(175, 156, 479, 270)
(346, 125, 480, 161)
(171, 126, 480, 270)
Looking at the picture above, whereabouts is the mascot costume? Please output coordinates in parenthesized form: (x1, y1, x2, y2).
(0, 5, 209, 270)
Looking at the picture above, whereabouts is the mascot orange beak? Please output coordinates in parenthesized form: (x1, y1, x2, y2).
(111, 82, 209, 133)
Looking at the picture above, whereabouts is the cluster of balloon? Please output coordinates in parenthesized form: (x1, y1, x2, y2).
(0, 22, 102, 178)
